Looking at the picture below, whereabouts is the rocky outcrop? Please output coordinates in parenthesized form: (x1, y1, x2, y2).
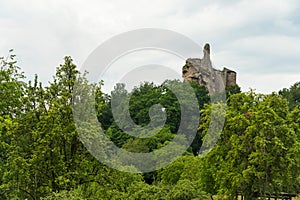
(182, 43, 237, 94)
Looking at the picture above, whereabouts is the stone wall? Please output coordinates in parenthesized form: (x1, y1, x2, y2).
(215, 67, 237, 87)
(182, 43, 237, 93)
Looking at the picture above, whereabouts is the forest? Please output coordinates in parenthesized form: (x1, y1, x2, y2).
(0, 51, 300, 200)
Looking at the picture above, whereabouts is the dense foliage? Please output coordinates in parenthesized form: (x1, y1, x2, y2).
(279, 82, 300, 109)
(0, 51, 299, 199)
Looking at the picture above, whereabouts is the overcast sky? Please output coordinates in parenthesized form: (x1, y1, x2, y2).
(0, 0, 299, 94)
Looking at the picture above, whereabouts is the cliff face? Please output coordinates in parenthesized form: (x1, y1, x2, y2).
(182, 43, 237, 94)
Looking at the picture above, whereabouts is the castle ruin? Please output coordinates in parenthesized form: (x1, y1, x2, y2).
(182, 43, 237, 94)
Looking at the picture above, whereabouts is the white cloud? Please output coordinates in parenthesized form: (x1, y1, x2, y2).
(239, 73, 300, 94)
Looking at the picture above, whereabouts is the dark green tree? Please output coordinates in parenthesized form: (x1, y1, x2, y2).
(279, 81, 300, 109)
(226, 84, 241, 99)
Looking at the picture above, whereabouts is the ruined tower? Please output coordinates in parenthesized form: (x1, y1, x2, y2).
(182, 43, 237, 93)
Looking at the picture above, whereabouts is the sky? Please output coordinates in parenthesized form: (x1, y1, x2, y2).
(0, 0, 299, 94)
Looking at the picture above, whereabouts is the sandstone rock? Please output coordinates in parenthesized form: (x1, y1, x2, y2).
(182, 43, 237, 94)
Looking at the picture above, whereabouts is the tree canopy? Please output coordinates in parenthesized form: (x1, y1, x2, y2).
(0, 51, 299, 199)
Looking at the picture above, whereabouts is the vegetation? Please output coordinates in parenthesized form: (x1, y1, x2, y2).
(0, 51, 299, 199)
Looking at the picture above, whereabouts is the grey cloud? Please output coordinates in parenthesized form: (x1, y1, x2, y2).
(0, 0, 299, 93)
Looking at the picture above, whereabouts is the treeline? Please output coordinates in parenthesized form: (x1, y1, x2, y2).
(0, 52, 299, 200)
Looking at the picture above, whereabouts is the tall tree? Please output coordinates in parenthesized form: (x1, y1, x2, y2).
(0, 50, 25, 117)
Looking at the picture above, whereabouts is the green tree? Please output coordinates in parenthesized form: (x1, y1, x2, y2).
(279, 82, 300, 109)
(0, 50, 25, 117)
(225, 84, 241, 99)
(201, 92, 300, 199)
